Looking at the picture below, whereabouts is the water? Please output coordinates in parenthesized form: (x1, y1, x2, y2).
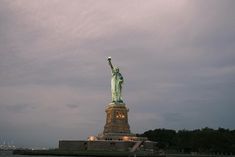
(1, 156, 70, 157)
(1, 151, 235, 157)
(0, 151, 70, 157)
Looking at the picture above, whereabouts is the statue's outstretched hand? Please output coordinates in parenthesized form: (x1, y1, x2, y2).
(107, 56, 114, 70)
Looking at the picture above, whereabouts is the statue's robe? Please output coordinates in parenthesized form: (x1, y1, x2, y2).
(111, 70, 123, 103)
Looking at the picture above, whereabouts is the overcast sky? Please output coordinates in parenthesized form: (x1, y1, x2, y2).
(0, 0, 235, 148)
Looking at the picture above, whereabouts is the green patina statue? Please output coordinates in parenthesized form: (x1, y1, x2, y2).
(108, 57, 124, 103)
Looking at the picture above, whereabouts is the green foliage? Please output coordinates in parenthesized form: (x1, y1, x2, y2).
(139, 127, 235, 154)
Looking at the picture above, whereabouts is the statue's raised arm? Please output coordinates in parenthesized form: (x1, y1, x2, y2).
(108, 57, 114, 71)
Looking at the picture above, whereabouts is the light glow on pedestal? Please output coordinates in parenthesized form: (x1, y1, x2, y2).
(122, 136, 130, 141)
(88, 136, 97, 141)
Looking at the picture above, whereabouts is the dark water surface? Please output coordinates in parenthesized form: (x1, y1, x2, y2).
(0, 151, 69, 157)
(1, 151, 235, 157)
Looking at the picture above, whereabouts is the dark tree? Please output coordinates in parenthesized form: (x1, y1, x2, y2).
(139, 127, 235, 154)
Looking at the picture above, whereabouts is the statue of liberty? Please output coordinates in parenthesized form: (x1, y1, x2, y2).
(107, 57, 124, 103)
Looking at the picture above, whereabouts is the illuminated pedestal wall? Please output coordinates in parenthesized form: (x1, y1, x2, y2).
(97, 102, 147, 141)
(104, 103, 130, 134)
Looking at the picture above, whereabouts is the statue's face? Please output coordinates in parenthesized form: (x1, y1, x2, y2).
(114, 67, 119, 73)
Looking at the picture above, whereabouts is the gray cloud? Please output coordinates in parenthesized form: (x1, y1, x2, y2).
(0, 0, 235, 148)
(66, 104, 79, 109)
(3, 104, 36, 112)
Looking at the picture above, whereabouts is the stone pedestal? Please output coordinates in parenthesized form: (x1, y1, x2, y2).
(103, 102, 130, 134)
(97, 102, 147, 141)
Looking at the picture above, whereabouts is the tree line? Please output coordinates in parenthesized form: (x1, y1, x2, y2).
(138, 127, 235, 154)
